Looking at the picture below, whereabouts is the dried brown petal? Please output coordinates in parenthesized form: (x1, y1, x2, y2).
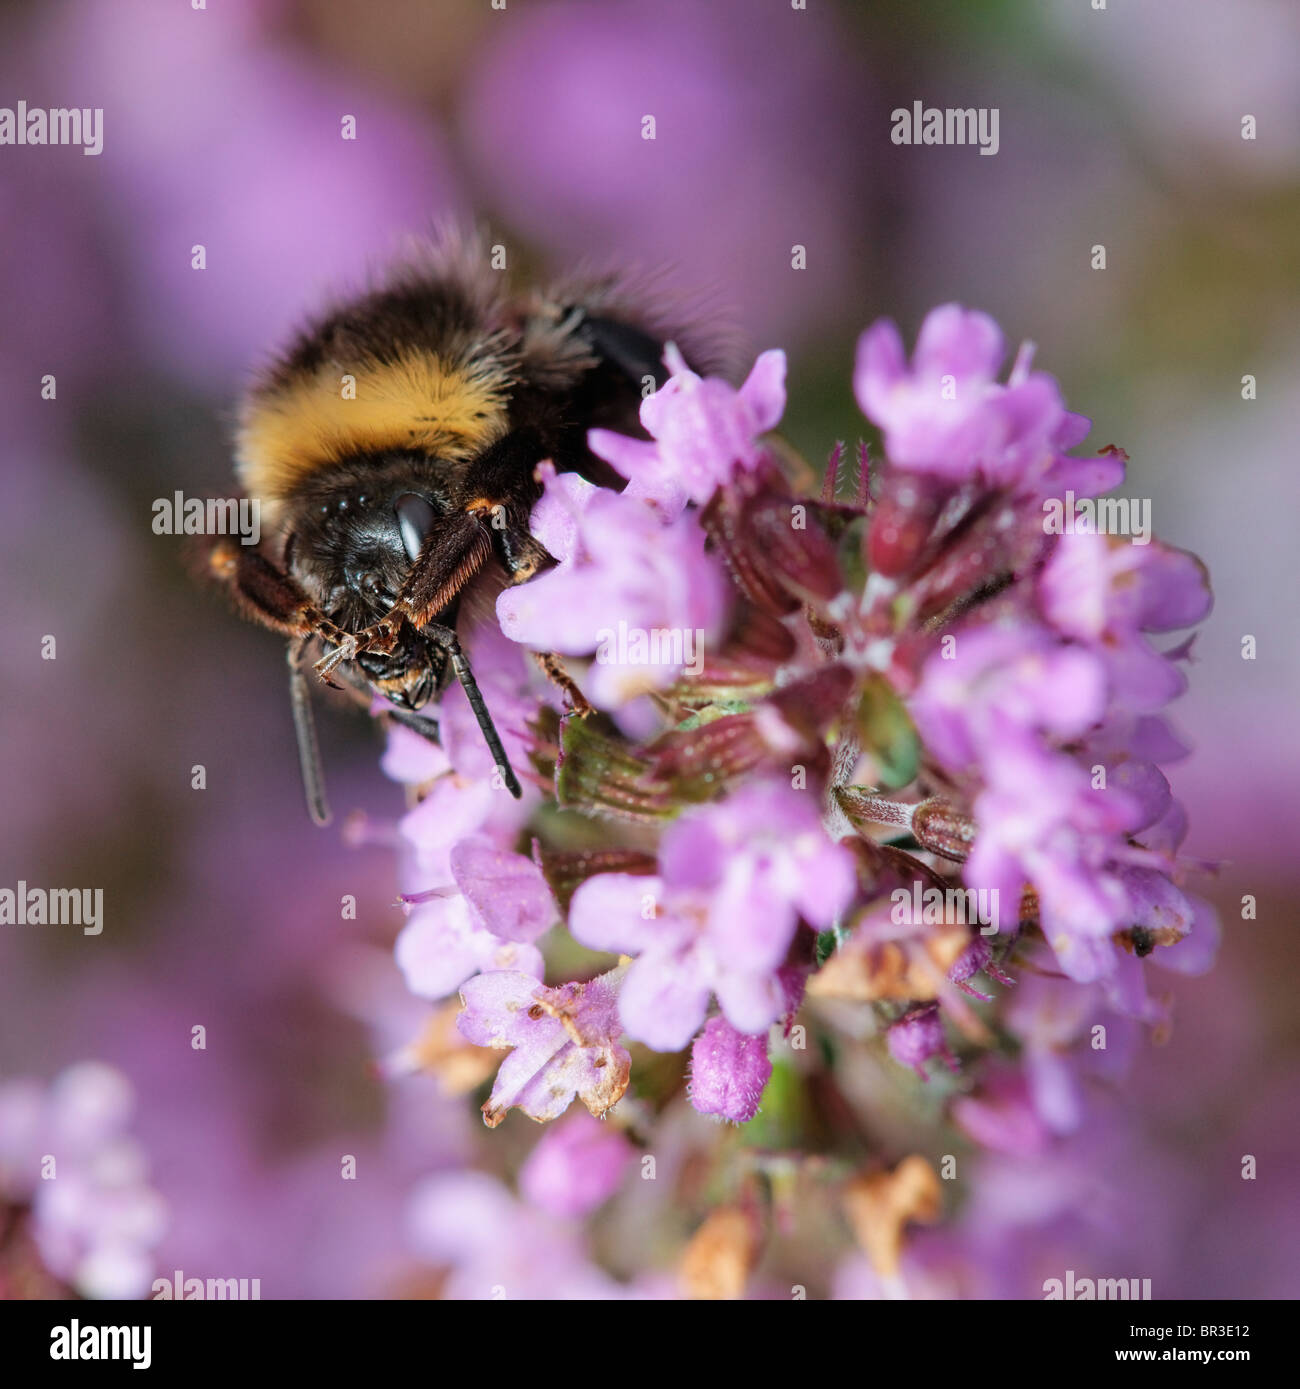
(679, 1206, 763, 1300)
(842, 1155, 942, 1278)
(384, 999, 500, 1095)
(807, 924, 968, 1003)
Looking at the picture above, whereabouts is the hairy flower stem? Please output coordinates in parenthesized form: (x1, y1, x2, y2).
(833, 790, 979, 864)
(834, 786, 915, 830)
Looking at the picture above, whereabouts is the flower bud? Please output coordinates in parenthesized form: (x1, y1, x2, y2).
(689, 1017, 773, 1122)
(886, 1003, 959, 1080)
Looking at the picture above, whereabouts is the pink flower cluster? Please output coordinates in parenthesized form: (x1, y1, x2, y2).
(375, 308, 1216, 1263)
(0, 1063, 166, 1299)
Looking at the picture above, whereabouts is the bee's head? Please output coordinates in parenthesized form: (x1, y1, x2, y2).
(282, 452, 453, 627)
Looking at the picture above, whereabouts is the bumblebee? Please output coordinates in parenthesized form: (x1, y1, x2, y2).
(207, 230, 723, 824)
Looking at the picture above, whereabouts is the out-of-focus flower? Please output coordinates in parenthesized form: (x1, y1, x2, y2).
(1001, 974, 1139, 1137)
(947, 936, 1015, 1000)
(0, 1063, 166, 1299)
(1039, 533, 1213, 711)
(841, 1156, 942, 1282)
(406, 1171, 624, 1299)
(952, 1069, 1053, 1159)
(518, 1111, 634, 1219)
(678, 1204, 763, 1300)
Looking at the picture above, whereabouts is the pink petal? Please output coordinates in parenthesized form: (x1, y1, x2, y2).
(737, 349, 787, 433)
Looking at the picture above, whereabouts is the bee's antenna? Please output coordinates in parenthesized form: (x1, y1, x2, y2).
(425, 623, 523, 799)
(288, 640, 332, 825)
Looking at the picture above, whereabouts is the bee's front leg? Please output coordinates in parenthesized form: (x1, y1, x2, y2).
(311, 613, 403, 683)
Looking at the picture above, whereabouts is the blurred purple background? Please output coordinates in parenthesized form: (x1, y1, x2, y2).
(0, 0, 1296, 1297)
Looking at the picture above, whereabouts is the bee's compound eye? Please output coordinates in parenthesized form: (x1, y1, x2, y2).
(395, 493, 436, 562)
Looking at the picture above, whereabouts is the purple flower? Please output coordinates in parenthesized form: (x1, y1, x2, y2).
(1002, 974, 1138, 1136)
(886, 1004, 959, 1081)
(0, 1063, 166, 1299)
(1024, 440, 1128, 504)
(456, 968, 631, 1127)
(1039, 533, 1213, 712)
(965, 738, 1140, 982)
(855, 305, 1071, 484)
(495, 468, 730, 709)
(689, 1017, 773, 1122)
(523, 462, 597, 563)
(397, 771, 533, 888)
(518, 1111, 634, 1218)
(907, 622, 1171, 982)
(448, 840, 557, 944)
(1114, 864, 1221, 978)
(380, 720, 452, 787)
(569, 781, 856, 1049)
(393, 835, 556, 1006)
(1152, 892, 1222, 976)
(589, 347, 787, 515)
(360, 295, 1221, 1292)
(909, 622, 1108, 773)
(394, 894, 543, 1001)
